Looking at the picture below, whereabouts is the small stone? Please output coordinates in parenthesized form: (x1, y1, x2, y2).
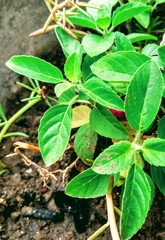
(11, 211, 20, 220)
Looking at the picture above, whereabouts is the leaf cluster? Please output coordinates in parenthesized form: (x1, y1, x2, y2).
(3, 0, 165, 239)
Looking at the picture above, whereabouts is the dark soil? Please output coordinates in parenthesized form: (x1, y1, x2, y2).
(0, 86, 164, 240)
(0, 47, 165, 240)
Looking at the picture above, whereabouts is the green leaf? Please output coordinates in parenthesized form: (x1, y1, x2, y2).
(142, 138, 165, 166)
(90, 105, 128, 139)
(74, 123, 98, 165)
(156, 0, 165, 4)
(141, 43, 158, 57)
(64, 52, 81, 83)
(127, 33, 158, 43)
(59, 88, 76, 104)
(151, 166, 165, 194)
(72, 105, 91, 128)
(112, 2, 152, 28)
(68, 10, 97, 29)
(142, 44, 162, 67)
(135, 11, 150, 28)
(145, 173, 155, 208)
(82, 32, 114, 57)
(91, 51, 149, 82)
(6, 56, 64, 84)
(120, 164, 151, 239)
(128, 0, 149, 4)
(128, 0, 150, 28)
(86, 0, 116, 21)
(158, 116, 165, 139)
(125, 60, 163, 132)
(65, 168, 110, 198)
(115, 32, 134, 51)
(82, 53, 105, 82)
(55, 27, 84, 58)
(158, 45, 165, 66)
(92, 141, 133, 175)
(0, 104, 7, 122)
(54, 82, 75, 98)
(82, 77, 124, 110)
(96, 4, 112, 30)
(38, 104, 72, 166)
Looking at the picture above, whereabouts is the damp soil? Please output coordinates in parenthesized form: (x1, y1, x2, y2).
(0, 46, 165, 240)
(0, 87, 165, 240)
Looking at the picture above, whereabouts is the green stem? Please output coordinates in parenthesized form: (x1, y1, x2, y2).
(95, 27, 104, 35)
(114, 206, 121, 216)
(87, 222, 110, 240)
(0, 97, 41, 143)
(160, 106, 165, 114)
(133, 130, 141, 145)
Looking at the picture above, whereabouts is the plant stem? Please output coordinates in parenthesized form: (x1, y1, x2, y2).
(106, 194, 120, 240)
(160, 106, 165, 114)
(87, 222, 110, 240)
(0, 97, 42, 143)
(133, 130, 141, 145)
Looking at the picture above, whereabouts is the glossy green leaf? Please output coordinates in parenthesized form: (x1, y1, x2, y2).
(54, 82, 75, 98)
(128, 0, 150, 27)
(142, 44, 162, 67)
(96, 4, 111, 30)
(142, 138, 165, 166)
(86, 0, 115, 21)
(158, 116, 165, 139)
(156, 0, 165, 4)
(135, 12, 150, 28)
(86, 0, 100, 20)
(145, 173, 155, 209)
(59, 88, 76, 103)
(90, 105, 128, 139)
(112, 2, 151, 28)
(55, 27, 84, 58)
(120, 164, 151, 239)
(92, 141, 133, 175)
(158, 45, 165, 66)
(64, 53, 81, 83)
(65, 168, 110, 198)
(128, 0, 149, 3)
(82, 32, 114, 57)
(151, 166, 165, 194)
(127, 33, 158, 43)
(74, 123, 98, 165)
(68, 10, 97, 29)
(125, 60, 163, 132)
(91, 51, 149, 82)
(141, 43, 158, 57)
(82, 77, 124, 110)
(38, 104, 72, 166)
(6, 56, 64, 84)
(82, 53, 105, 82)
(115, 32, 134, 51)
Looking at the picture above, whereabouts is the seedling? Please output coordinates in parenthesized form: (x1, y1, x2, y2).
(1, 0, 165, 239)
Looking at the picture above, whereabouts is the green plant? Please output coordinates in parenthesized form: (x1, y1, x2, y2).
(1, 0, 165, 239)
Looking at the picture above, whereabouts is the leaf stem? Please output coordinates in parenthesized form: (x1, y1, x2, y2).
(0, 97, 42, 143)
(133, 130, 141, 145)
(87, 222, 110, 240)
(160, 106, 165, 114)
